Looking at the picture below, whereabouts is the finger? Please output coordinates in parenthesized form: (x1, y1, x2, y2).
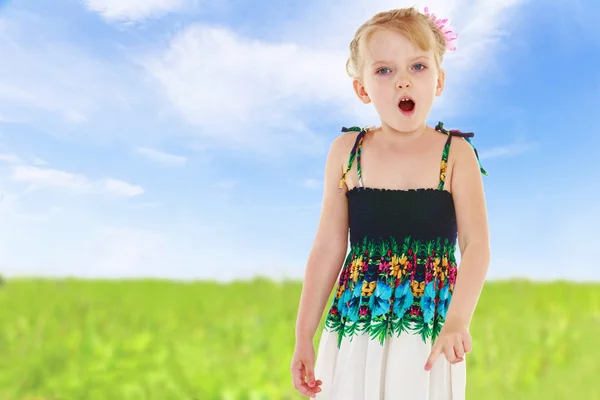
(292, 362, 321, 398)
(424, 344, 442, 371)
(454, 338, 465, 359)
(305, 364, 316, 387)
(308, 379, 323, 389)
(291, 362, 307, 388)
(291, 363, 305, 388)
(293, 377, 319, 397)
(443, 344, 457, 364)
(294, 381, 318, 398)
(463, 336, 473, 354)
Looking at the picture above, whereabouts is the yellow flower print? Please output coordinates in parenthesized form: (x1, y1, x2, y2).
(400, 254, 408, 266)
(390, 255, 401, 277)
(439, 268, 447, 281)
(433, 257, 441, 277)
(434, 257, 448, 280)
(351, 256, 363, 269)
(410, 280, 425, 297)
(350, 266, 360, 282)
(336, 284, 345, 299)
(362, 280, 376, 297)
(350, 256, 362, 282)
(440, 160, 447, 182)
(397, 254, 410, 275)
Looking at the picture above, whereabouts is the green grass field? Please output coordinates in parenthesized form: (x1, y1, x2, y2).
(0, 277, 598, 400)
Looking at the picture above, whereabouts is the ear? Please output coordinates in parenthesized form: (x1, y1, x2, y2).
(353, 78, 371, 104)
(435, 68, 446, 96)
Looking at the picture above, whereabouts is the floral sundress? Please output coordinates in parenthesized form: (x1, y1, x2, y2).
(314, 122, 487, 400)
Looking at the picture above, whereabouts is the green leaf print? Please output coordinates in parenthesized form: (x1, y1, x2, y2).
(326, 315, 343, 334)
(431, 315, 444, 343)
(369, 318, 389, 345)
(391, 237, 399, 255)
(344, 320, 359, 339)
(357, 318, 370, 335)
(323, 235, 459, 347)
(402, 237, 410, 254)
(417, 320, 433, 343)
(391, 314, 412, 336)
(377, 241, 385, 258)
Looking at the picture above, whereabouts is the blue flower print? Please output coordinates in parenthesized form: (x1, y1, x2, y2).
(392, 280, 414, 318)
(347, 283, 363, 321)
(337, 287, 351, 317)
(368, 280, 393, 317)
(420, 281, 437, 324)
(438, 284, 451, 319)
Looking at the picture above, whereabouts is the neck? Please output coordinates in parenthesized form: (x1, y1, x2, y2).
(378, 121, 429, 143)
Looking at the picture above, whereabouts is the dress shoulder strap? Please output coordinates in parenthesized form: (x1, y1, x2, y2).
(435, 121, 488, 191)
(338, 126, 371, 190)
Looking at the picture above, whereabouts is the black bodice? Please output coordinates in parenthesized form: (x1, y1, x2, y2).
(346, 187, 458, 244)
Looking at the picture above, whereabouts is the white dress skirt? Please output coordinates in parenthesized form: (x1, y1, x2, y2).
(314, 326, 467, 399)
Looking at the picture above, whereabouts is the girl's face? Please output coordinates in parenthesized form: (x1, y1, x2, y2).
(354, 28, 444, 132)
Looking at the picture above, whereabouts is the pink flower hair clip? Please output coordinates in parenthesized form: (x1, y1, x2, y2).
(423, 6, 458, 51)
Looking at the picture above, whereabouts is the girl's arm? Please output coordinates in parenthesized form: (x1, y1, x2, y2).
(295, 134, 353, 343)
(425, 136, 491, 371)
(447, 136, 491, 328)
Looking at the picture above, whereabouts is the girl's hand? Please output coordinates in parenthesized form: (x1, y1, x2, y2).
(290, 340, 322, 398)
(424, 321, 472, 371)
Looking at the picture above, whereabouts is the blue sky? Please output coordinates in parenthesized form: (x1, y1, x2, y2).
(0, 0, 598, 282)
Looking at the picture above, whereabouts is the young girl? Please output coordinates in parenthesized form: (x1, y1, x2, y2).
(290, 6, 490, 400)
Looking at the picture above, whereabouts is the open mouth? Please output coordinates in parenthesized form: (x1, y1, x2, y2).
(399, 97, 415, 113)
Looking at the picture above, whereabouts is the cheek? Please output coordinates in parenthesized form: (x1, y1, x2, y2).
(369, 76, 394, 93)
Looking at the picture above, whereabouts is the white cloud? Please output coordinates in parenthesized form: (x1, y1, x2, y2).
(0, 201, 235, 280)
(138, 25, 348, 154)
(0, 150, 49, 167)
(102, 178, 144, 197)
(136, 0, 525, 153)
(0, 152, 20, 164)
(0, 0, 525, 156)
(480, 141, 537, 160)
(10, 165, 143, 197)
(31, 156, 48, 166)
(0, 223, 168, 278)
(0, 11, 160, 145)
(136, 147, 187, 166)
(11, 166, 90, 190)
(83, 0, 187, 23)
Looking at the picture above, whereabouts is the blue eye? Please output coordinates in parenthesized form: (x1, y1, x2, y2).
(413, 63, 426, 71)
(377, 67, 391, 74)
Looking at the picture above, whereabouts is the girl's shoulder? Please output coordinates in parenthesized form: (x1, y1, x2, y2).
(329, 125, 370, 156)
(434, 122, 487, 176)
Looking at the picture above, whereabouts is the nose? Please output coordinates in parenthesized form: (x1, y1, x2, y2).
(396, 77, 411, 89)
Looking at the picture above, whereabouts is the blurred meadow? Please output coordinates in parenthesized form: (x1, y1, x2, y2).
(0, 277, 598, 400)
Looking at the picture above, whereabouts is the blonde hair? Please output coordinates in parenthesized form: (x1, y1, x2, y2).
(346, 7, 449, 79)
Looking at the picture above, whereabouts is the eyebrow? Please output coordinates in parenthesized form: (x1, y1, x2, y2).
(370, 55, 431, 66)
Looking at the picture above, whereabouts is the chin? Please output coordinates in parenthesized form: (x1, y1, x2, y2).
(382, 112, 425, 133)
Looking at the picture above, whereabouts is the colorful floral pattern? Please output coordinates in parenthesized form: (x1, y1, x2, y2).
(437, 143, 450, 190)
(324, 236, 458, 348)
